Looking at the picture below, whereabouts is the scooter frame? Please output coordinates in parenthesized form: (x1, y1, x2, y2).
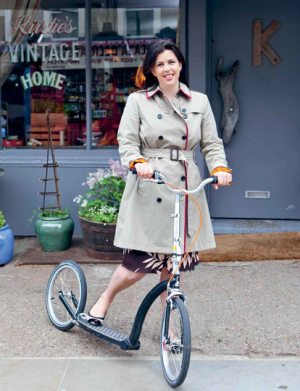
(57, 170, 216, 351)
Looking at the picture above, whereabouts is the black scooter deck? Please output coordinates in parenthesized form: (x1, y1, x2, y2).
(77, 314, 140, 350)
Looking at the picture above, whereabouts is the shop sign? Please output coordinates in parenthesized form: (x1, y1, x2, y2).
(20, 71, 66, 90)
(6, 38, 173, 71)
(9, 16, 77, 36)
(8, 42, 80, 63)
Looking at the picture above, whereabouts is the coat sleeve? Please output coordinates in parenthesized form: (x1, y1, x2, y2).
(200, 95, 229, 174)
(117, 92, 146, 168)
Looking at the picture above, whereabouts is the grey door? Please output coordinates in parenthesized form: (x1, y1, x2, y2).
(208, 0, 300, 219)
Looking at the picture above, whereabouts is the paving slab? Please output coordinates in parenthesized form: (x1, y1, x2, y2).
(1, 357, 300, 391)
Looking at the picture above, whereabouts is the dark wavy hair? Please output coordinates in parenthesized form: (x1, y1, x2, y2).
(142, 40, 189, 89)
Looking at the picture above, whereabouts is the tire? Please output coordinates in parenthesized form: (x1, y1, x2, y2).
(46, 260, 87, 331)
(160, 297, 191, 387)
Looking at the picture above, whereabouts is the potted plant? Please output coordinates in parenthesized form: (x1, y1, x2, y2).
(0, 210, 14, 265)
(29, 204, 74, 252)
(74, 158, 127, 261)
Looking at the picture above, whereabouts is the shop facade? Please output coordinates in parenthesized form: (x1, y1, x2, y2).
(0, 0, 299, 236)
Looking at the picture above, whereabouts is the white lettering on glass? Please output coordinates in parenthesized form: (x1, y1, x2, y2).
(20, 73, 33, 89)
(49, 44, 60, 61)
(72, 42, 79, 61)
(26, 44, 38, 62)
(32, 71, 43, 86)
(21, 71, 66, 90)
(43, 71, 56, 87)
(7, 44, 19, 63)
(54, 74, 66, 90)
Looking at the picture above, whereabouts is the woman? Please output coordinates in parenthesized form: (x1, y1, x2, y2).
(86, 40, 232, 326)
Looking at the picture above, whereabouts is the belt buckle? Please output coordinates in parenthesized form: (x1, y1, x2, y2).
(170, 147, 179, 161)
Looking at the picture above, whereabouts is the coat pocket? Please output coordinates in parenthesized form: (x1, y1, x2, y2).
(137, 175, 148, 195)
(185, 108, 204, 115)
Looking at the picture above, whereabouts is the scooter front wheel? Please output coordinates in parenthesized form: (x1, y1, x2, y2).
(160, 297, 191, 387)
(46, 260, 87, 331)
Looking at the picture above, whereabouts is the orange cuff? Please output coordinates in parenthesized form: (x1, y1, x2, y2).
(129, 158, 148, 170)
(211, 166, 232, 186)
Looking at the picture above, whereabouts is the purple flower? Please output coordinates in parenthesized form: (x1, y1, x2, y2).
(109, 158, 127, 181)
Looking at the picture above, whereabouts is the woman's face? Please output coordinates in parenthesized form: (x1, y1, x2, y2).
(151, 50, 182, 89)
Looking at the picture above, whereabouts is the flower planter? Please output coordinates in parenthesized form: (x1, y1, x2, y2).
(35, 214, 74, 252)
(79, 216, 122, 262)
(0, 224, 14, 265)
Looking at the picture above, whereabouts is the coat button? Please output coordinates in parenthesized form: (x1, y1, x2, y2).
(157, 198, 162, 203)
(181, 176, 186, 181)
(182, 135, 187, 140)
(182, 108, 187, 113)
(158, 135, 163, 140)
(183, 114, 188, 119)
(157, 114, 162, 119)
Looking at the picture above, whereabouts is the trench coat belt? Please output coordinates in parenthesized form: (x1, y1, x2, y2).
(140, 148, 195, 162)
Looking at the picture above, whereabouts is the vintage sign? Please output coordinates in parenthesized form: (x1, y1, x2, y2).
(8, 42, 81, 63)
(253, 20, 281, 67)
(6, 41, 150, 70)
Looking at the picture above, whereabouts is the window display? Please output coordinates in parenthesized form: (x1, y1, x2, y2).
(0, 1, 86, 148)
(0, 0, 180, 149)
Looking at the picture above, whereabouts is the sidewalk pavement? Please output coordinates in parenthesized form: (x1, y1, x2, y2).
(1, 238, 300, 389)
(1, 356, 300, 391)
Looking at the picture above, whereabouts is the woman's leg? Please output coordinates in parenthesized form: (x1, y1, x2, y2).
(160, 267, 183, 339)
(89, 265, 147, 318)
(159, 267, 183, 313)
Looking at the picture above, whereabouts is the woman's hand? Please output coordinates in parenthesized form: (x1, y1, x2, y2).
(212, 171, 232, 190)
(134, 163, 154, 179)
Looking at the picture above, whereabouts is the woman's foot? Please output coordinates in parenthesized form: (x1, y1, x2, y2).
(86, 311, 106, 327)
(89, 292, 112, 318)
(86, 292, 112, 327)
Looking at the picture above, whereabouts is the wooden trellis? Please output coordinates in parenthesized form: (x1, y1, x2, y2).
(38, 109, 62, 213)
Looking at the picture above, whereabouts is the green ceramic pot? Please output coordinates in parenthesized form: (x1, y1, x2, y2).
(35, 214, 74, 252)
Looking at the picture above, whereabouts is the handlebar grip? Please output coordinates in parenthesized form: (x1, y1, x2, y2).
(131, 168, 156, 179)
(211, 175, 218, 184)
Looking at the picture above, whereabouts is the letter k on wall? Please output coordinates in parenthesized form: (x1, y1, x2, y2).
(253, 20, 281, 66)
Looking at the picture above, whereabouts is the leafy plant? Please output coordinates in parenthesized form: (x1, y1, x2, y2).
(0, 210, 6, 228)
(74, 159, 127, 224)
(28, 202, 71, 223)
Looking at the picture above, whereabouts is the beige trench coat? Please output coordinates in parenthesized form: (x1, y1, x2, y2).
(113, 81, 229, 253)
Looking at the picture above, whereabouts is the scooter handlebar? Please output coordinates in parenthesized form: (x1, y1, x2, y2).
(131, 168, 218, 184)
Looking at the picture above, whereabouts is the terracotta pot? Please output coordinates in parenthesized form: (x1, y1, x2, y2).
(79, 216, 122, 262)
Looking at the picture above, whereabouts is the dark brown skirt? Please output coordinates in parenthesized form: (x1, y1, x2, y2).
(121, 249, 200, 275)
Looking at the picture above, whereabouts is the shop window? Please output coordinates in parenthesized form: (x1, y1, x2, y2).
(0, 0, 180, 149)
(91, 1, 179, 148)
(0, 1, 86, 149)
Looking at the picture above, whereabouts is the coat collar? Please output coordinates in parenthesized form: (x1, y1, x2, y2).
(146, 82, 192, 99)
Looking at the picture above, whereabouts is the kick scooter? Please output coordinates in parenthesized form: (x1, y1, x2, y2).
(46, 169, 218, 387)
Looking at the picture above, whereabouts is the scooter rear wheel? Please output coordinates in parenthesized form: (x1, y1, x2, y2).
(46, 260, 87, 331)
(160, 297, 191, 387)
